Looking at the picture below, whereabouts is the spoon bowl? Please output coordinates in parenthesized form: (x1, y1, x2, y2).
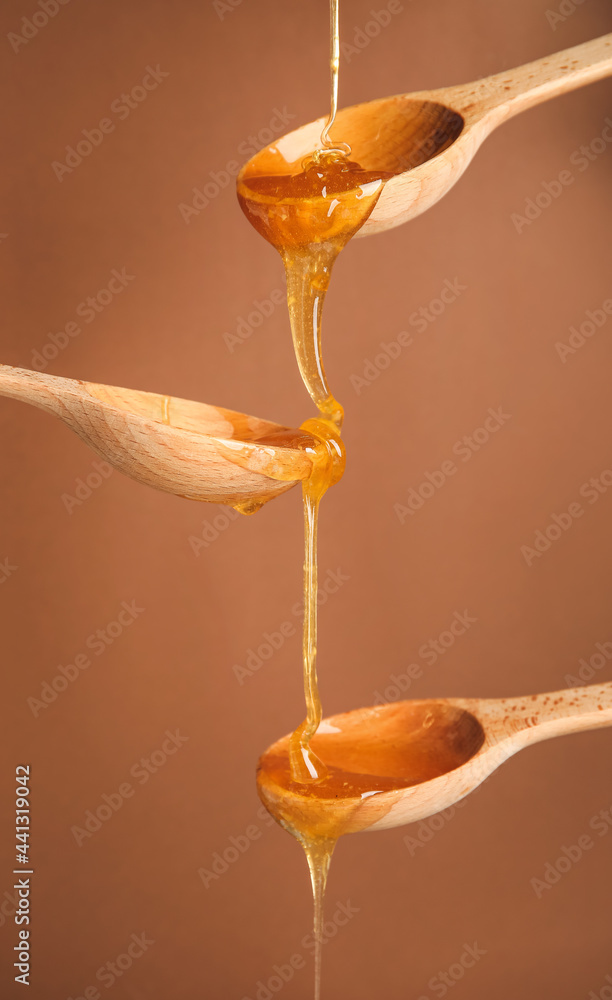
(257, 681, 612, 837)
(240, 34, 612, 235)
(0, 364, 320, 508)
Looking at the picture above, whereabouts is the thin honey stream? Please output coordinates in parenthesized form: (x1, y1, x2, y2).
(236, 4, 392, 997)
(237, 154, 391, 785)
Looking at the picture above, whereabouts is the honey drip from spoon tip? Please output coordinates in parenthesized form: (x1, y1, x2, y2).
(238, 156, 391, 430)
(303, 836, 336, 1000)
(288, 419, 345, 785)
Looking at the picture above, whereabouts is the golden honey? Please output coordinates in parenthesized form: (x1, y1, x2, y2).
(236, 4, 393, 997)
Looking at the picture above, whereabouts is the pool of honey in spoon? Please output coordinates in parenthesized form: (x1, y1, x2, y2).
(257, 702, 486, 839)
(238, 152, 395, 430)
(237, 152, 393, 250)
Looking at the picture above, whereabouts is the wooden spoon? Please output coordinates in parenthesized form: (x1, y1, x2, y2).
(0, 364, 318, 507)
(257, 681, 612, 836)
(240, 34, 612, 235)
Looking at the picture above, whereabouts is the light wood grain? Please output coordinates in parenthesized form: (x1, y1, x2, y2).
(0, 364, 315, 507)
(258, 682, 612, 834)
(240, 34, 612, 235)
(366, 682, 612, 831)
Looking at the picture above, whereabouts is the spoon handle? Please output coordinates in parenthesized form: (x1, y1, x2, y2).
(492, 681, 612, 749)
(448, 33, 612, 125)
(0, 364, 74, 418)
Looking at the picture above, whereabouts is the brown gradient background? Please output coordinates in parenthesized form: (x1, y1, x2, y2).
(1, 0, 612, 998)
